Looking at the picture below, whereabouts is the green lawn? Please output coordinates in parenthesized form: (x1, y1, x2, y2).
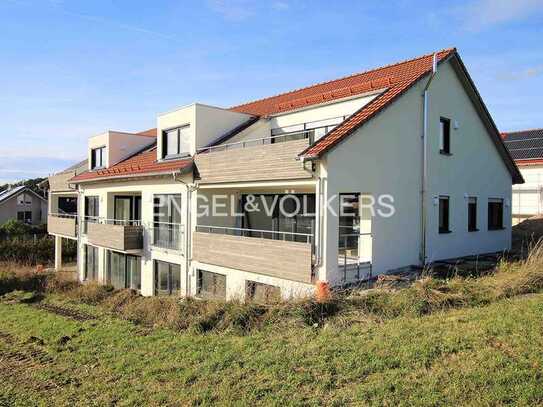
(1, 294, 543, 406)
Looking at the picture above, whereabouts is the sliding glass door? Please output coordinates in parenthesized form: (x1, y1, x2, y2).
(84, 245, 99, 281)
(107, 250, 141, 290)
(114, 196, 141, 225)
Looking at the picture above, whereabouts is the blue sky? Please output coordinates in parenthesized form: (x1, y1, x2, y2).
(0, 0, 542, 183)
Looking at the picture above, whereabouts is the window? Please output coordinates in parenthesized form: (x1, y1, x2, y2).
(439, 117, 451, 155)
(197, 270, 226, 300)
(246, 281, 281, 303)
(468, 197, 478, 232)
(154, 260, 181, 296)
(84, 196, 99, 233)
(153, 194, 182, 249)
(162, 126, 190, 158)
(58, 196, 77, 214)
(488, 198, 504, 230)
(84, 245, 99, 281)
(17, 193, 32, 206)
(107, 251, 141, 290)
(91, 146, 105, 169)
(17, 211, 32, 224)
(114, 195, 141, 225)
(271, 116, 345, 144)
(439, 196, 450, 233)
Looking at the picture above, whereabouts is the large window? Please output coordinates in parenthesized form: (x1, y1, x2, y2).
(107, 251, 141, 290)
(488, 198, 504, 230)
(468, 197, 478, 232)
(162, 125, 190, 158)
(84, 245, 99, 281)
(17, 211, 32, 224)
(154, 260, 181, 296)
(246, 281, 281, 303)
(114, 195, 141, 225)
(17, 193, 32, 206)
(439, 196, 450, 233)
(153, 194, 182, 249)
(271, 116, 345, 144)
(91, 146, 105, 169)
(84, 196, 99, 233)
(196, 270, 226, 300)
(439, 117, 451, 155)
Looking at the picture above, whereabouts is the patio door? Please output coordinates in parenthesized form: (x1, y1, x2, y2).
(114, 196, 141, 225)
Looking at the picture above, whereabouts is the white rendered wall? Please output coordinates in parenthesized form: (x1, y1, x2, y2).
(512, 165, 543, 221)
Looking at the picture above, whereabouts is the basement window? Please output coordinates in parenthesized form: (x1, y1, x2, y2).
(91, 146, 105, 169)
(196, 269, 226, 300)
(488, 198, 504, 230)
(246, 281, 281, 303)
(154, 260, 181, 296)
(439, 196, 450, 234)
(439, 117, 451, 155)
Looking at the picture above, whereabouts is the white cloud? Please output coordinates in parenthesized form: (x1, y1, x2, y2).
(462, 0, 543, 30)
(207, 0, 255, 21)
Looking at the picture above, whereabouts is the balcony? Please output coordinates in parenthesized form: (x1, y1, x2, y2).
(48, 213, 77, 238)
(151, 222, 184, 253)
(192, 226, 314, 284)
(195, 136, 313, 184)
(86, 218, 143, 252)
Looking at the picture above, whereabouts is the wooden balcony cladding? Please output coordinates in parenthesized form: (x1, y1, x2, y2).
(192, 232, 313, 283)
(48, 215, 77, 238)
(195, 138, 313, 184)
(49, 171, 77, 192)
(87, 223, 143, 251)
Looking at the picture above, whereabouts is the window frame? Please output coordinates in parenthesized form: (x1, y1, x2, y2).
(153, 260, 181, 296)
(162, 125, 190, 159)
(439, 117, 451, 155)
(468, 197, 478, 232)
(17, 211, 32, 224)
(196, 269, 226, 300)
(438, 195, 451, 234)
(488, 198, 504, 231)
(91, 146, 106, 170)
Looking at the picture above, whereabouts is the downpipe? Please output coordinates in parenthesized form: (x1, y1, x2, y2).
(420, 53, 438, 266)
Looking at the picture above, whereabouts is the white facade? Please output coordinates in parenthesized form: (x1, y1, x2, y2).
(47, 55, 520, 301)
(511, 165, 543, 224)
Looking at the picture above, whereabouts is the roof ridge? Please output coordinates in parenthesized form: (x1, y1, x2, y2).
(229, 47, 456, 111)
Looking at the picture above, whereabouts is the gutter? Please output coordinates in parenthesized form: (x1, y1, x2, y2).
(420, 53, 438, 266)
(70, 163, 193, 185)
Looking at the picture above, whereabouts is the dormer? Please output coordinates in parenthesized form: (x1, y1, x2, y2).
(156, 103, 253, 160)
(88, 131, 155, 171)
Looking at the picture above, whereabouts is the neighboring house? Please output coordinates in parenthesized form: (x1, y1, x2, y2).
(0, 185, 48, 226)
(46, 48, 522, 300)
(502, 128, 543, 224)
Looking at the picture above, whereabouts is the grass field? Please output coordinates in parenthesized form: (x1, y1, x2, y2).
(1, 292, 543, 406)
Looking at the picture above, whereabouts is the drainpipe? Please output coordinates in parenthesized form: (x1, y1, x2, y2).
(420, 53, 438, 266)
(172, 171, 196, 297)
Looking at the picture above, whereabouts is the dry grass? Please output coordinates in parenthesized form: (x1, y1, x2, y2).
(3, 240, 543, 334)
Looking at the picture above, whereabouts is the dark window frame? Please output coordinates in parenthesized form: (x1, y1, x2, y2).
(17, 211, 32, 224)
(468, 197, 478, 232)
(106, 250, 141, 291)
(91, 146, 106, 170)
(439, 196, 450, 234)
(84, 244, 99, 281)
(162, 125, 190, 159)
(439, 117, 451, 155)
(488, 198, 504, 230)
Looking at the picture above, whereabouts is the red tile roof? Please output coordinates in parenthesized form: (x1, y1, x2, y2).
(136, 128, 157, 137)
(298, 49, 456, 157)
(70, 144, 192, 183)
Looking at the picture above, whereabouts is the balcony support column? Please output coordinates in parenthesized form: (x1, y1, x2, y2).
(54, 235, 63, 270)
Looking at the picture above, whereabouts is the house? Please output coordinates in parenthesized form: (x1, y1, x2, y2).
(503, 128, 543, 224)
(45, 48, 522, 300)
(0, 185, 48, 226)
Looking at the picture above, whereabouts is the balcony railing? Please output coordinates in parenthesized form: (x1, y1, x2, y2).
(194, 137, 313, 184)
(151, 222, 184, 252)
(86, 217, 143, 251)
(48, 213, 77, 238)
(193, 225, 314, 283)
